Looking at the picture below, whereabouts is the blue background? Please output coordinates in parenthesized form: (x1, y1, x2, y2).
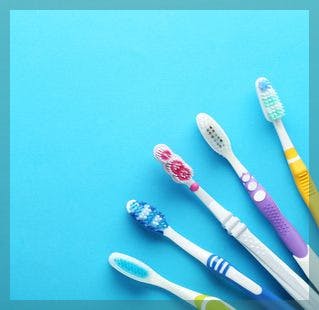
(10, 10, 310, 303)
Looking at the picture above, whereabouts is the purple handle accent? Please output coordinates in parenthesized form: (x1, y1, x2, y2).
(241, 173, 308, 258)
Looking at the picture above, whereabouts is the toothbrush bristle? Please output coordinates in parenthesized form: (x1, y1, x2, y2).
(256, 77, 285, 122)
(126, 200, 169, 233)
(196, 113, 231, 156)
(108, 252, 152, 283)
(153, 144, 173, 163)
(153, 144, 193, 184)
(113, 258, 149, 278)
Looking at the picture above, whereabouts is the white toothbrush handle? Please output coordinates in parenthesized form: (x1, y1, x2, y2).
(164, 227, 271, 298)
(164, 226, 211, 265)
(221, 206, 319, 309)
(156, 277, 198, 307)
(110, 252, 233, 310)
(192, 186, 233, 223)
(236, 229, 306, 299)
(273, 119, 293, 151)
(192, 186, 319, 308)
(237, 230, 319, 309)
(292, 245, 319, 293)
(294, 246, 319, 293)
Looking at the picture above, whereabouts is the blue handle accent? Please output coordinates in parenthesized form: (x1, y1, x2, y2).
(206, 254, 231, 275)
(255, 288, 294, 310)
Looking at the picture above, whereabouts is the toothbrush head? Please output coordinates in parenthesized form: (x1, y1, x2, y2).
(255, 77, 285, 122)
(153, 144, 194, 185)
(196, 113, 232, 157)
(126, 200, 169, 234)
(108, 252, 156, 284)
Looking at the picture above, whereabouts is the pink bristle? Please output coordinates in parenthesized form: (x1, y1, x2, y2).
(166, 158, 193, 183)
(154, 144, 193, 184)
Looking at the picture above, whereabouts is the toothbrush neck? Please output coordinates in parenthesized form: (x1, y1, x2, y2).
(273, 119, 294, 151)
(225, 152, 247, 177)
(164, 227, 211, 265)
(155, 277, 197, 306)
(191, 186, 233, 224)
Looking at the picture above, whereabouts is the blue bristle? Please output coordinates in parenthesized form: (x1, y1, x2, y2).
(114, 258, 149, 279)
(127, 201, 168, 233)
(258, 79, 271, 91)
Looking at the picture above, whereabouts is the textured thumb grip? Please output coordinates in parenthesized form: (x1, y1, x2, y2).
(241, 173, 308, 258)
(286, 154, 319, 226)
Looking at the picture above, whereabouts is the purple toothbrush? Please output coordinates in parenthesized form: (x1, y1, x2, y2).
(196, 112, 319, 289)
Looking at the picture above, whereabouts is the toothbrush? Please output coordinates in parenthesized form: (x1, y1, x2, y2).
(153, 144, 319, 309)
(109, 252, 234, 310)
(196, 112, 319, 291)
(126, 200, 290, 309)
(255, 77, 319, 227)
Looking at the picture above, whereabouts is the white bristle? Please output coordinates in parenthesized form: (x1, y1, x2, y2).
(153, 144, 173, 163)
(126, 200, 137, 213)
(137, 205, 151, 221)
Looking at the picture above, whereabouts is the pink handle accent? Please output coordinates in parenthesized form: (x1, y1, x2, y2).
(190, 183, 199, 192)
(241, 173, 307, 258)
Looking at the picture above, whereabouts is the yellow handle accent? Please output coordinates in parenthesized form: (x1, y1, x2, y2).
(285, 147, 319, 227)
(194, 294, 232, 310)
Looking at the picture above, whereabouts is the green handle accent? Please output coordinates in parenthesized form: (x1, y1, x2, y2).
(194, 294, 232, 310)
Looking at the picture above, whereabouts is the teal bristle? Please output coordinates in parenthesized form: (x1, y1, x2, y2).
(127, 200, 169, 234)
(114, 258, 149, 279)
(258, 78, 285, 121)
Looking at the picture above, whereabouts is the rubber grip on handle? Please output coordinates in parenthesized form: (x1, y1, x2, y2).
(207, 255, 254, 297)
(285, 147, 319, 227)
(237, 229, 310, 302)
(206, 254, 231, 276)
(194, 295, 232, 310)
(241, 172, 308, 258)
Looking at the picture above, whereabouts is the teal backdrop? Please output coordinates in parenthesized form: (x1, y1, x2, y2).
(10, 10, 310, 303)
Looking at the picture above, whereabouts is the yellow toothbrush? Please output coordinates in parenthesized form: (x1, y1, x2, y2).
(255, 77, 319, 227)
